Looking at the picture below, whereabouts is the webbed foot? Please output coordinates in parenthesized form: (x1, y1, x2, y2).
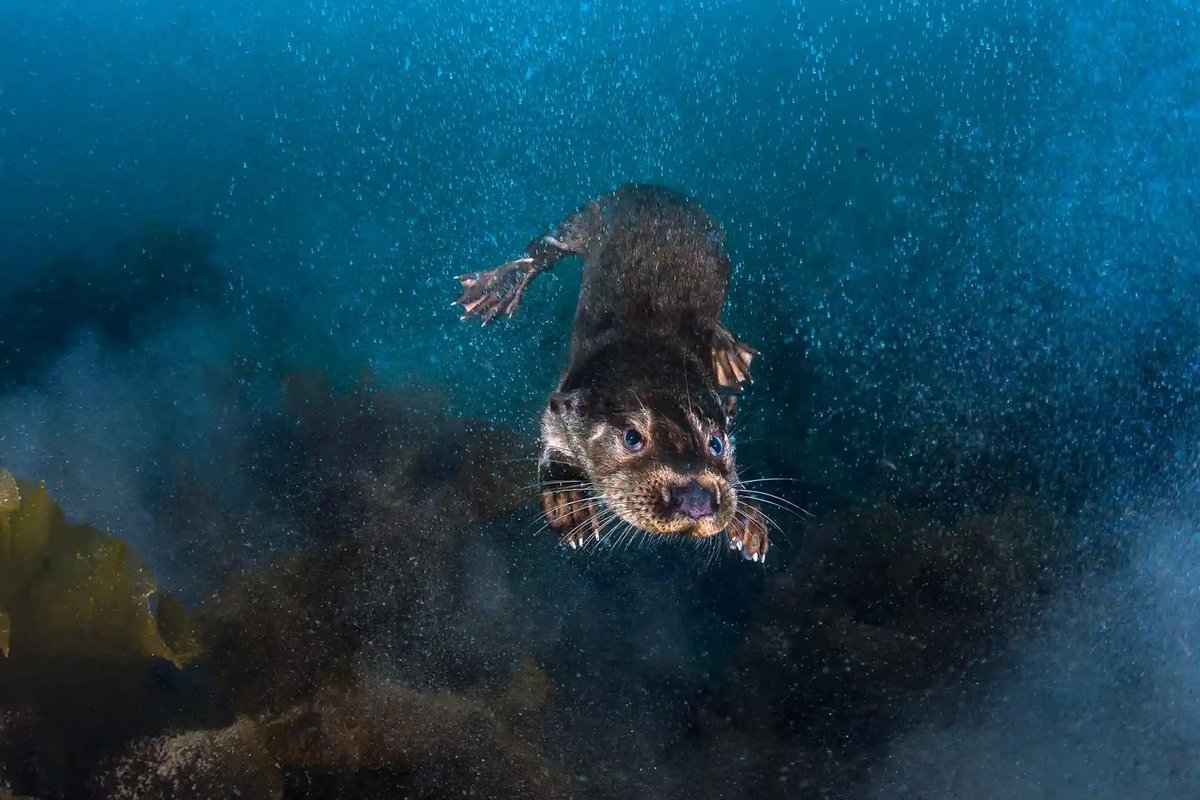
(726, 500, 769, 562)
(711, 324, 757, 389)
(454, 258, 539, 324)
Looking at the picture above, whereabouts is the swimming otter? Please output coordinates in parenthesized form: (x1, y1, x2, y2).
(453, 184, 770, 561)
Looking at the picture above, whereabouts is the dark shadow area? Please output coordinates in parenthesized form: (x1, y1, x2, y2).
(0, 224, 221, 392)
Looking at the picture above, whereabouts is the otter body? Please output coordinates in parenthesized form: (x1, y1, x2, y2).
(454, 185, 768, 561)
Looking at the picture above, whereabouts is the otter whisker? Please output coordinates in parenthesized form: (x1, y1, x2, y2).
(615, 525, 635, 552)
(607, 520, 635, 551)
(734, 487, 813, 519)
(545, 493, 606, 514)
(604, 520, 627, 550)
(754, 509, 788, 542)
(504, 451, 573, 462)
(538, 457, 588, 470)
(621, 524, 647, 553)
(736, 477, 811, 499)
(591, 511, 625, 548)
(730, 505, 788, 552)
(731, 494, 793, 536)
(586, 507, 622, 546)
(690, 531, 709, 561)
(519, 478, 595, 495)
(597, 517, 630, 549)
(737, 477, 812, 514)
(733, 491, 797, 518)
(559, 504, 604, 549)
(621, 523, 641, 551)
(731, 491, 787, 527)
(521, 488, 597, 526)
(525, 493, 605, 539)
(542, 496, 604, 542)
(700, 532, 720, 568)
(734, 494, 804, 524)
(512, 478, 592, 499)
(636, 528, 657, 553)
(726, 436, 774, 447)
(512, 477, 601, 511)
(571, 511, 614, 548)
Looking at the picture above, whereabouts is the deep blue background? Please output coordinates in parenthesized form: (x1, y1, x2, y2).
(1, 2, 1199, 797)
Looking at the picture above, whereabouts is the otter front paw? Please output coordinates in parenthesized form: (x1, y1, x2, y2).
(726, 500, 769, 562)
(540, 487, 601, 550)
(454, 259, 537, 324)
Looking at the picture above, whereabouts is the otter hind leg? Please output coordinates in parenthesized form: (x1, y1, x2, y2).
(454, 205, 597, 325)
(454, 256, 542, 324)
(710, 324, 757, 389)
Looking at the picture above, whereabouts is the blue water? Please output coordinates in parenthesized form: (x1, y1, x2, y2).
(1, 1, 1198, 798)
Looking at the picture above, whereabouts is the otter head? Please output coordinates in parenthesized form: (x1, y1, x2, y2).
(540, 385, 739, 540)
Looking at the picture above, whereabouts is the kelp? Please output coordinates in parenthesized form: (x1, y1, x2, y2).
(0, 472, 17, 658)
(0, 469, 196, 670)
(0, 469, 200, 797)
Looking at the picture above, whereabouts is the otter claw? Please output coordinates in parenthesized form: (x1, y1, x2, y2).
(453, 259, 536, 323)
(541, 481, 601, 552)
(727, 500, 769, 563)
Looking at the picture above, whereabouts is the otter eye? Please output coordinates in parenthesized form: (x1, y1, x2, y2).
(708, 434, 725, 456)
(622, 428, 645, 452)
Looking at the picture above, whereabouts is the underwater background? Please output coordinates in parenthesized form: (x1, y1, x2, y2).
(1, 0, 1199, 797)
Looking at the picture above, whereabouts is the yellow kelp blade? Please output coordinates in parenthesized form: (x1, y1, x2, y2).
(0, 469, 193, 668)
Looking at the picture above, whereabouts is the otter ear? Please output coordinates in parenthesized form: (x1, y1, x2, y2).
(549, 390, 590, 418)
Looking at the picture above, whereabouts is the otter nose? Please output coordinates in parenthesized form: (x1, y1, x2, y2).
(669, 480, 717, 520)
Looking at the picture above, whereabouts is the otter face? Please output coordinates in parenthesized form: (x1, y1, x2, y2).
(540, 389, 737, 539)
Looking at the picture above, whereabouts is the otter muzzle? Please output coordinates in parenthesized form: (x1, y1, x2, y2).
(669, 479, 717, 520)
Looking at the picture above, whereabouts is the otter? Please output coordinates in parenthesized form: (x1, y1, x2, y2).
(453, 184, 770, 561)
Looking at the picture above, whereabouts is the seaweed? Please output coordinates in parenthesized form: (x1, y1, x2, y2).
(0, 469, 200, 796)
(0, 470, 194, 671)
